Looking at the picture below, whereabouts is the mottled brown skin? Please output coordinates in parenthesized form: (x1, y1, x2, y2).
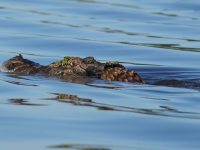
(101, 67, 144, 83)
(47, 56, 104, 78)
(3, 54, 42, 74)
(3, 54, 145, 83)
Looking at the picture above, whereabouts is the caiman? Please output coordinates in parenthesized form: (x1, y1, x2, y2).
(2, 54, 145, 83)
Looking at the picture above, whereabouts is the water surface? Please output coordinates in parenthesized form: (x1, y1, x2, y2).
(1, 0, 200, 150)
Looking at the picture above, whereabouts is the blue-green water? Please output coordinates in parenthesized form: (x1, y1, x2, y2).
(0, 0, 200, 150)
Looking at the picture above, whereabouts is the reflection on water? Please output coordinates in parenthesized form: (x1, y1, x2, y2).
(45, 92, 200, 119)
(49, 143, 111, 150)
(1, 0, 200, 150)
(8, 98, 45, 106)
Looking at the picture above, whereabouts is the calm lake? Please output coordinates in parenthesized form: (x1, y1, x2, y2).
(0, 0, 200, 150)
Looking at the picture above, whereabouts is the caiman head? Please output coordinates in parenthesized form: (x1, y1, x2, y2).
(3, 54, 41, 74)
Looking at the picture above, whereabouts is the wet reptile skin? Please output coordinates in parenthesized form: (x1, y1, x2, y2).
(3, 54, 145, 83)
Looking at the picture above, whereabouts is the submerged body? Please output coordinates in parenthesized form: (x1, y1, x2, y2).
(2, 55, 144, 83)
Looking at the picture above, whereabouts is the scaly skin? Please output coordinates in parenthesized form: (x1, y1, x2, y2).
(3, 54, 145, 83)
